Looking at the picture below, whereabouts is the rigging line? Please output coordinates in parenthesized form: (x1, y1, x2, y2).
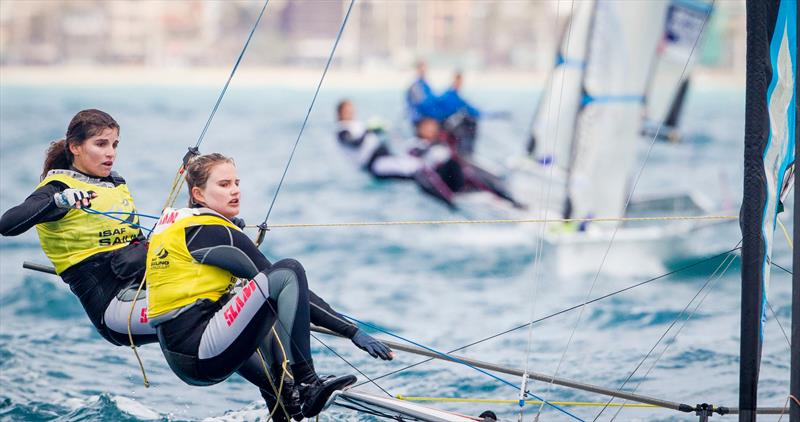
(310, 332, 394, 398)
(341, 315, 586, 421)
(244, 214, 738, 230)
(100, 211, 159, 219)
(608, 252, 736, 421)
(352, 245, 742, 389)
(258, 0, 355, 234)
(396, 396, 657, 408)
(539, 2, 716, 414)
(767, 300, 792, 349)
(594, 245, 738, 421)
(519, 0, 575, 421)
(335, 396, 409, 421)
(525, 1, 576, 419)
(772, 259, 793, 275)
(80, 208, 152, 234)
(163, 0, 269, 208)
(193, 0, 270, 150)
(776, 216, 793, 249)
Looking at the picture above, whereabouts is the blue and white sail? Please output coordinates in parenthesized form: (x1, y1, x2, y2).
(642, 0, 714, 141)
(527, 0, 594, 171)
(564, 1, 669, 222)
(739, 0, 796, 420)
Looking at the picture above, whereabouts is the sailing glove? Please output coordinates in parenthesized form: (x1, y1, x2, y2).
(54, 189, 95, 209)
(351, 329, 393, 360)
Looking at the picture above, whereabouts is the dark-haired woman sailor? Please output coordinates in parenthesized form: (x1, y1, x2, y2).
(0, 109, 156, 346)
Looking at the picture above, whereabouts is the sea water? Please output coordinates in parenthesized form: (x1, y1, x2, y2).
(0, 83, 792, 421)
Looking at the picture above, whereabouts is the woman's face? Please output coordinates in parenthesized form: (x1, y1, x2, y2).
(70, 127, 119, 177)
(191, 162, 240, 219)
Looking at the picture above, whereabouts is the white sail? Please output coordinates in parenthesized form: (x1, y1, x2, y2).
(643, 0, 713, 137)
(528, 0, 594, 170)
(566, 1, 670, 222)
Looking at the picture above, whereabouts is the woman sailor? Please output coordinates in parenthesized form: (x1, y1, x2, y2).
(146, 153, 384, 420)
(0, 109, 157, 346)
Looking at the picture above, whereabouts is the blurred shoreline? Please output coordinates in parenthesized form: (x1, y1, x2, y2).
(0, 65, 745, 90)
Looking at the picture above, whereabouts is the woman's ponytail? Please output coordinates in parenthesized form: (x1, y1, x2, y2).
(41, 139, 71, 179)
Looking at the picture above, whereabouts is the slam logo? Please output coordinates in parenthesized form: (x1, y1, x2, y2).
(150, 246, 170, 269)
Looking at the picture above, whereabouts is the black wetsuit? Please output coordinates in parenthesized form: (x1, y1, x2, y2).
(337, 121, 422, 179)
(0, 171, 157, 346)
(154, 219, 359, 391)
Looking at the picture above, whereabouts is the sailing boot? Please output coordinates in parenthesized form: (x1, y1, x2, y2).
(261, 364, 302, 421)
(292, 361, 356, 418)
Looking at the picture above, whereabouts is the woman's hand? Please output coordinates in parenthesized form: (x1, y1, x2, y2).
(351, 329, 394, 360)
(54, 189, 97, 209)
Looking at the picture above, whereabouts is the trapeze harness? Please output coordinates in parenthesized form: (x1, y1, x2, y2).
(0, 169, 156, 346)
(146, 207, 359, 388)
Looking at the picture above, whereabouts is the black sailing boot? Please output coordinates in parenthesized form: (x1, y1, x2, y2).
(261, 363, 302, 421)
(292, 361, 356, 418)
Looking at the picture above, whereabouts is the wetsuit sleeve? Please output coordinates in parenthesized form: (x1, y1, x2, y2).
(184, 224, 271, 279)
(0, 182, 69, 236)
(309, 290, 359, 339)
(337, 129, 364, 148)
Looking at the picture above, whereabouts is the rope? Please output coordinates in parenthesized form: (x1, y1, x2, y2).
(310, 333, 393, 398)
(353, 245, 742, 389)
(256, 0, 355, 246)
(126, 273, 150, 388)
(245, 214, 737, 230)
(537, 4, 715, 420)
(777, 216, 793, 249)
(395, 396, 658, 408)
(605, 244, 739, 421)
(341, 314, 585, 421)
(524, 3, 576, 419)
(163, 0, 270, 210)
(80, 208, 152, 234)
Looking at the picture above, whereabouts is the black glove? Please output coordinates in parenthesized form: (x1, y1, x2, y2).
(351, 329, 393, 360)
(231, 217, 246, 230)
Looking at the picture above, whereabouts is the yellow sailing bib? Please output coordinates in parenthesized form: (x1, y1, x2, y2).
(35, 170, 140, 274)
(145, 207, 240, 320)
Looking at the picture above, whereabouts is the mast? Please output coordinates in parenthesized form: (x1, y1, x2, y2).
(792, 1, 799, 417)
(740, 1, 796, 421)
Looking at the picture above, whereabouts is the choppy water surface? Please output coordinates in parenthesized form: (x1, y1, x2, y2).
(0, 83, 792, 421)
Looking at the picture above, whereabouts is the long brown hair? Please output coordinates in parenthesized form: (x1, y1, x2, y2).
(185, 153, 235, 206)
(42, 109, 120, 179)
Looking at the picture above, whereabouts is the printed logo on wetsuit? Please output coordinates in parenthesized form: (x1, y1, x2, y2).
(223, 279, 258, 326)
(149, 246, 170, 269)
(97, 226, 136, 246)
(139, 307, 148, 323)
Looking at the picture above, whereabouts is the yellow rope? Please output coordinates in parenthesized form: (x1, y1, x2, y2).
(259, 327, 292, 421)
(777, 216, 793, 250)
(243, 214, 737, 230)
(394, 395, 658, 408)
(127, 275, 150, 388)
(162, 165, 186, 212)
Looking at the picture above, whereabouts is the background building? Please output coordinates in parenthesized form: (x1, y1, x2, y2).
(0, 0, 746, 74)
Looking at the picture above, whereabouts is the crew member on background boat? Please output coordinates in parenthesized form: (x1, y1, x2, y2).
(410, 118, 523, 210)
(405, 60, 441, 126)
(146, 153, 386, 421)
(437, 72, 481, 156)
(0, 109, 157, 346)
(336, 99, 422, 179)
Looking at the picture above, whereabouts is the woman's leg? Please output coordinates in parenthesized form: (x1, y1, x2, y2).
(103, 282, 158, 346)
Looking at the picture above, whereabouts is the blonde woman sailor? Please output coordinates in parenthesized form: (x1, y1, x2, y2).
(146, 153, 387, 420)
(0, 109, 157, 346)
